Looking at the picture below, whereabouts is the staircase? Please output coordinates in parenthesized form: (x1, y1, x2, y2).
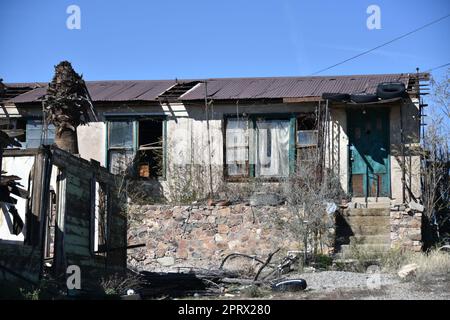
(336, 203, 392, 258)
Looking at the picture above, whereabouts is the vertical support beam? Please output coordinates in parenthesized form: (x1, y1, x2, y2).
(163, 118, 167, 180)
(249, 117, 256, 177)
(204, 81, 213, 197)
(289, 115, 296, 174)
(37, 147, 52, 279)
(89, 174, 96, 255)
(400, 103, 406, 203)
(54, 169, 67, 275)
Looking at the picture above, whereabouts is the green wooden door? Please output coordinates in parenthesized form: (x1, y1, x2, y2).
(348, 109, 390, 197)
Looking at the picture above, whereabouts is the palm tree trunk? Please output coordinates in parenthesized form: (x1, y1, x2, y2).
(55, 128, 78, 154)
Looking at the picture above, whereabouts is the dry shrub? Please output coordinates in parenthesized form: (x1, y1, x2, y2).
(406, 250, 450, 281)
(346, 245, 450, 281)
(99, 273, 142, 296)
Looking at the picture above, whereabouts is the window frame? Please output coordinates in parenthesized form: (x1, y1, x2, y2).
(10, 117, 56, 149)
(106, 116, 167, 180)
(90, 179, 110, 257)
(296, 113, 319, 166)
(223, 114, 296, 182)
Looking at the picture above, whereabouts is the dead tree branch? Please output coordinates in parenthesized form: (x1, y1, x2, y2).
(219, 253, 266, 270)
(254, 248, 280, 281)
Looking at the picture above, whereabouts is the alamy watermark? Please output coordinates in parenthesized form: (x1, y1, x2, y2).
(366, 5, 381, 30)
(66, 5, 81, 30)
(366, 265, 382, 290)
(66, 265, 81, 290)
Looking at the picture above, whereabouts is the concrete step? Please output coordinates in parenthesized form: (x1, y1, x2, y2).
(339, 244, 391, 257)
(342, 208, 390, 217)
(350, 235, 391, 245)
(350, 225, 390, 236)
(350, 203, 392, 209)
(343, 216, 390, 226)
(351, 197, 391, 209)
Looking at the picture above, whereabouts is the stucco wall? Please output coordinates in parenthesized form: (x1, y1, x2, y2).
(48, 99, 420, 203)
(77, 122, 106, 166)
(328, 108, 349, 194)
(389, 98, 421, 204)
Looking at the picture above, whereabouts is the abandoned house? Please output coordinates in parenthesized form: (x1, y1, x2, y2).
(0, 73, 428, 274)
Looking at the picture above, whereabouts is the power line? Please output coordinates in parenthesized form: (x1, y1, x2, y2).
(425, 62, 450, 72)
(310, 13, 450, 75)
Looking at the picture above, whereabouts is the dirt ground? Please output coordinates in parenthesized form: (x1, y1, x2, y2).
(213, 271, 450, 300)
(277, 278, 450, 300)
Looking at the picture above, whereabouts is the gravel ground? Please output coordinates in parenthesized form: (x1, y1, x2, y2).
(289, 271, 400, 292)
(269, 271, 450, 300)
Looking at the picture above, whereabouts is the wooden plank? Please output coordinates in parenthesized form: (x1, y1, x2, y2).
(0, 243, 42, 282)
(3, 148, 40, 157)
(283, 97, 321, 103)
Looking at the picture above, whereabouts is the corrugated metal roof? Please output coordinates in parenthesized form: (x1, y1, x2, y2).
(5, 73, 417, 104)
(180, 74, 412, 100)
(7, 80, 176, 103)
(3, 82, 46, 89)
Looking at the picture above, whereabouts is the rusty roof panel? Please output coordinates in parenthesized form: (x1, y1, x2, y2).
(180, 74, 412, 100)
(6, 73, 420, 104)
(7, 87, 47, 103)
(7, 80, 176, 103)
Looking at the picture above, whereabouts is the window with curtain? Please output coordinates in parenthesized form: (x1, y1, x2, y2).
(108, 120, 135, 175)
(255, 119, 290, 177)
(225, 117, 291, 179)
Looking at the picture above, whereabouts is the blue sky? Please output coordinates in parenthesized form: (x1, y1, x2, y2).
(0, 0, 449, 83)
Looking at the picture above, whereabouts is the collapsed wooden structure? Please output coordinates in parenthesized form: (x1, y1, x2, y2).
(0, 145, 127, 286)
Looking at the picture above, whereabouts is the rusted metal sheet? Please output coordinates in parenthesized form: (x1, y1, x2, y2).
(8, 80, 177, 103)
(6, 73, 428, 104)
(180, 74, 414, 100)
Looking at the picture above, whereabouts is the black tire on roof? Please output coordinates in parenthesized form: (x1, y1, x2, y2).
(350, 93, 379, 103)
(376, 82, 406, 100)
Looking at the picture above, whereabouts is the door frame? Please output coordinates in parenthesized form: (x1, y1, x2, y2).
(347, 107, 391, 198)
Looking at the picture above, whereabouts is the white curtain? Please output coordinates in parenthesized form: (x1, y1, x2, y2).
(255, 120, 290, 177)
(110, 150, 134, 175)
(226, 119, 248, 176)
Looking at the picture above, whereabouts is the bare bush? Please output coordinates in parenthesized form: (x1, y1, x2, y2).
(279, 149, 347, 264)
(422, 70, 450, 246)
(99, 273, 142, 296)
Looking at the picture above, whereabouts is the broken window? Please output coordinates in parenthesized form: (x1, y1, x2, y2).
(0, 119, 26, 145)
(225, 116, 292, 179)
(296, 114, 318, 165)
(107, 118, 165, 178)
(137, 120, 164, 178)
(91, 181, 108, 256)
(225, 118, 249, 177)
(44, 189, 56, 259)
(25, 119, 55, 148)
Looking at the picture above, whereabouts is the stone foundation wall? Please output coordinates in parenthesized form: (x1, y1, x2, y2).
(390, 209, 422, 252)
(127, 204, 423, 272)
(127, 204, 305, 272)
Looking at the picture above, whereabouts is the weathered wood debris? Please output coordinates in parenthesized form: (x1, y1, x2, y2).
(136, 248, 300, 298)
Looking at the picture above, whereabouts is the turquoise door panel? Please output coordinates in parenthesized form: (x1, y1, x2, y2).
(348, 109, 390, 197)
